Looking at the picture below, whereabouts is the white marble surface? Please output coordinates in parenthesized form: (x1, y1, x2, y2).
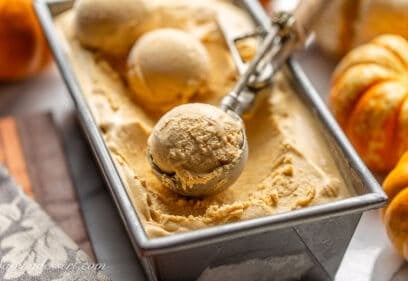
(0, 48, 407, 281)
(335, 211, 407, 281)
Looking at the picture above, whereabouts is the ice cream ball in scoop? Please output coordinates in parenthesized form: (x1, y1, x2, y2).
(74, 0, 157, 55)
(127, 28, 211, 112)
(147, 103, 248, 197)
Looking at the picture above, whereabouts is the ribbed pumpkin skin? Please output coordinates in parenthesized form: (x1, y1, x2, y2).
(314, 0, 408, 59)
(329, 34, 408, 172)
(0, 0, 51, 81)
(383, 152, 408, 261)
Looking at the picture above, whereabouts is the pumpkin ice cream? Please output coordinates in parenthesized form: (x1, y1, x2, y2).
(73, 0, 156, 56)
(55, 0, 351, 238)
(148, 103, 246, 197)
(127, 29, 210, 112)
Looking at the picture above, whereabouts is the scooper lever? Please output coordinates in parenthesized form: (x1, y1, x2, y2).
(220, 0, 329, 115)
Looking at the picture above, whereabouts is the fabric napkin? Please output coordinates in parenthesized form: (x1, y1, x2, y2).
(0, 165, 109, 280)
(0, 114, 94, 259)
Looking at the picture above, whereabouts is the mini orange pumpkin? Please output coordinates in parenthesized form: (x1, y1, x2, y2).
(315, 0, 408, 59)
(383, 151, 408, 261)
(329, 34, 408, 172)
(0, 0, 51, 81)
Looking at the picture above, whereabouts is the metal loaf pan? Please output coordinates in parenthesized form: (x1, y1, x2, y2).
(35, 1, 387, 280)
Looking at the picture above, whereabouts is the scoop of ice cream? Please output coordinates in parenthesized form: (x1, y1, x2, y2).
(127, 29, 211, 112)
(73, 0, 156, 56)
(148, 103, 246, 196)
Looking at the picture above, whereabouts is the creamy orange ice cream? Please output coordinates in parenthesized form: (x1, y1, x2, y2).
(148, 103, 246, 196)
(127, 29, 210, 112)
(56, 0, 351, 238)
(73, 0, 156, 56)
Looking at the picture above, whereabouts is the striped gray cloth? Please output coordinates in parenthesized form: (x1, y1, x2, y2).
(0, 166, 110, 281)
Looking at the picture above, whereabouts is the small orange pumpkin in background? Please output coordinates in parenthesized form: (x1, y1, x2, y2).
(262, 0, 408, 59)
(0, 0, 52, 81)
(329, 34, 408, 172)
(382, 152, 408, 261)
(315, 0, 408, 59)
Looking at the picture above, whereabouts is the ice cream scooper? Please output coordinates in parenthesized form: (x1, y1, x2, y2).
(147, 0, 329, 197)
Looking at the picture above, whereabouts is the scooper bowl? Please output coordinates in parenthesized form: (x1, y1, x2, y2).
(148, 128, 248, 197)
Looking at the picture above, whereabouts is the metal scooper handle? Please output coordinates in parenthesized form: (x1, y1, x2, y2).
(220, 0, 329, 115)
